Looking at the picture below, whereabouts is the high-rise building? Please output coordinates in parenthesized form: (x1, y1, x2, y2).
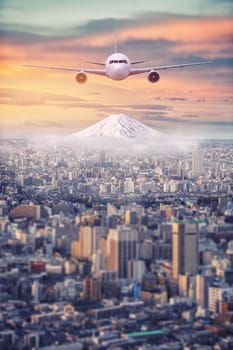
(125, 210, 138, 225)
(91, 250, 104, 273)
(124, 178, 135, 193)
(107, 226, 138, 278)
(128, 260, 146, 282)
(98, 150, 106, 166)
(208, 284, 233, 313)
(179, 273, 196, 298)
(192, 147, 203, 177)
(71, 240, 80, 259)
(31, 280, 40, 303)
(196, 274, 215, 309)
(78, 226, 105, 259)
(138, 239, 153, 260)
(24, 333, 40, 349)
(10, 203, 41, 220)
(79, 226, 92, 259)
(172, 222, 198, 279)
(83, 277, 101, 302)
(107, 203, 118, 218)
(92, 226, 106, 252)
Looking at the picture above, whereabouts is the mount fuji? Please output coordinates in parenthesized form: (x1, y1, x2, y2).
(68, 114, 167, 150)
(66, 114, 190, 151)
(71, 114, 162, 139)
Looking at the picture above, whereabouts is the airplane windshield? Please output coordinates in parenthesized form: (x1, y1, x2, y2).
(109, 60, 128, 64)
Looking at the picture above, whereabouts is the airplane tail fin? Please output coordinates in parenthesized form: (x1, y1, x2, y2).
(114, 31, 118, 53)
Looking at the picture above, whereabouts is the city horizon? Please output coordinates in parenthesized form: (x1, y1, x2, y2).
(1, 111, 233, 140)
(0, 132, 233, 349)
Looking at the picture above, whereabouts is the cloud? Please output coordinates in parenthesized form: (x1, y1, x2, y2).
(183, 114, 200, 118)
(5, 120, 65, 130)
(206, 0, 233, 7)
(1, 14, 232, 61)
(63, 102, 106, 109)
(209, 0, 232, 3)
(195, 99, 207, 103)
(143, 116, 233, 130)
(145, 123, 168, 130)
(120, 104, 171, 111)
(76, 17, 134, 35)
(165, 97, 189, 101)
(0, 88, 85, 107)
(143, 112, 169, 119)
(25, 120, 64, 128)
(88, 92, 101, 96)
(50, 102, 172, 113)
(198, 121, 233, 126)
(143, 114, 190, 123)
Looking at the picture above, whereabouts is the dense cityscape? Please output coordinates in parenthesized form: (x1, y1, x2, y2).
(0, 138, 233, 350)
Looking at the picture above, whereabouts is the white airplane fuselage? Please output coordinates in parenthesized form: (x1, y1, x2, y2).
(105, 53, 131, 81)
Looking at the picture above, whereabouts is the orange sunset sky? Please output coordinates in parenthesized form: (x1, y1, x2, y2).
(1, 0, 233, 139)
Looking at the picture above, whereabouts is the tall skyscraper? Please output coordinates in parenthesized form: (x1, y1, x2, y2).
(31, 280, 40, 303)
(107, 226, 138, 278)
(78, 226, 92, 259)
(196, 274, 215, 309)
(125, 210, 138, 225)
(78, 226, 105, 259)
(128, 260, 146, 282)
(192, 147, 203, 177)
(71, 240, 80, 259)
(172, 222, 198, 279)
(208, 284, 233, 313)
(83, 277, 102, 302)
(124, 178, 135, 193)
(98, 150, 106, 166)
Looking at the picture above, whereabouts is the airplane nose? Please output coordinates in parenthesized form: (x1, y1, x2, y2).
(107, 62, 129, 80)
(113, 68, 126, 79)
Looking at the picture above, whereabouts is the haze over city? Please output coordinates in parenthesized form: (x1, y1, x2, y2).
(1, 0, 233, 139)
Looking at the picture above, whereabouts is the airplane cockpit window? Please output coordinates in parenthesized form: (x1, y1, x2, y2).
(109, 60, 128, 64)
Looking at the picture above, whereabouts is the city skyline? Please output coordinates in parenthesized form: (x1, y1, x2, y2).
(0, 137, 233, 348)
(1, 0, 233, 139)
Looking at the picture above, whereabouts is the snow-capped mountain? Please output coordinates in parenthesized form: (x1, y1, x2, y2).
(70, 114, 162, 139)
(67, 114, 187, 151)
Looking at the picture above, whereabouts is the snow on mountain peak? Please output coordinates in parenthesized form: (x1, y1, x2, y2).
(70, 114, 161, 139)
(66, 113, 181, 151)
(31, 114, 189, 153)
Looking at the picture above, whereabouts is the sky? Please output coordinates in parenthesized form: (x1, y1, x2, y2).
(1, 0, 233, 139)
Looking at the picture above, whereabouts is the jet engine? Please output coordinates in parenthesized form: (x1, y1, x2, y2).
(75, 72, 87, 83)
(147, 70, 160, 83)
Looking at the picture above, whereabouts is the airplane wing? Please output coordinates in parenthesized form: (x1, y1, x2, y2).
(21, 64, 106, 76)
(129, 61, 211, 75)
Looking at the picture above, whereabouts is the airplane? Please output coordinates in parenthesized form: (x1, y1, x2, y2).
(22, 34, 211, 84)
